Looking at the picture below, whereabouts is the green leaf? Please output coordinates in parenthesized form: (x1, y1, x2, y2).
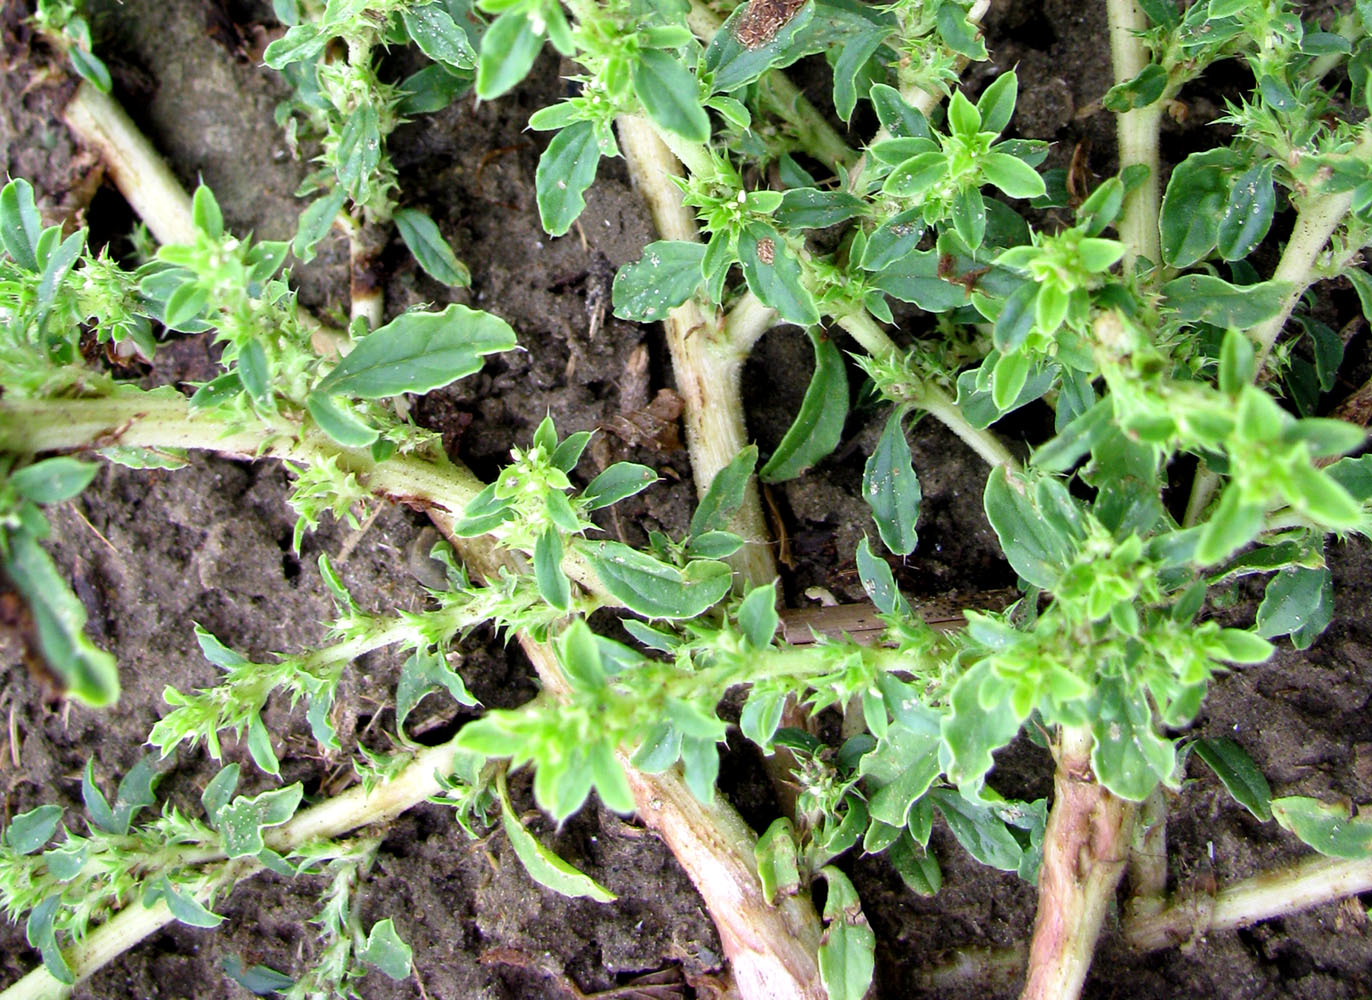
(192, 185, 223, 239)
(10, 457, 98, 505)
(612, 241, 705, 321)
(201, 765, 239, 824)
(935, 1, 986, 58)
(335, 105, 381, 197)
(977, 71, 1019, 134)
(737, 225, 818, 327)
(581, 463, 659, 509)
(536, 120, 601, 237)
(1090, 679, 1175, 802)
(775, 187, 866, 230)
(884, 151, 949, 198)
(1272, 796, 1372, 859)
(981, 153, 1045, 200)
(263, 22, 325, 67)
(5, 804, 62, 854)
(402, 3, 476, 68)
(887, 831, 941, 895)
(394, 208, 470, 286)
(1327, 454, 1372, 502)
(237, 340, 272, 410)
(4, 532, 119, 706)
(738, 583, 779, 649)
(931, 788, 1024, 871)
(359, 919, 413, 979)
(633, 48, 710, 143)
(534, 528, 571, 612)
(855, 535, 908, 616)
(705, 1, 816, 92)
(817, 867, 875, 1000)
(859, 208, 925, 270)
(305, 393, 379, 448)
(1162, 275, 1288, 328)
(940, 662, 1026, 793)
(26, 894, 74, 985)
(1218, 326, 1256, 395)
(581, 540, 732, 619)
(1193, 737, 1272, 821)
(293, 186, 347, 263)
(499, 781, 616, 901)
(983, 468, 1082, 588)
(755, 818, 802, 904)
(870, 84, 930, 139)
(68, 46, 112, 92)
(1, 178, 42, 271)
(397, 63, 473, 115)
(691, 445, 758, 536)
(993, 281, 1038, 353)
(1217, 161, 1277, 261)
(476, 8, 543, 99)
(156, 876, 225, 929)
(862, 410, 921, 556)
(1160, 148, 1240, 266)
(396, 646, 476, 732)
(315, 304, 515, 399)
(759, 329, 848, 482)
(861, 722, 941, 827)
(680, 734, 721, 803)
(1257, 567, 1333, 649)
(215, 784, 303, 858)
(1195, 484, 1264, 564)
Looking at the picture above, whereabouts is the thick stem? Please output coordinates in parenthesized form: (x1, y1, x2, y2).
(61, 82, 196, 246)
(1107, 0, 1163, 271)
(1020, 726, 1135, 1000)
(1124, 854, 1372, 952)
(348, 221, 386, 331)
(617, 115, 777, 585)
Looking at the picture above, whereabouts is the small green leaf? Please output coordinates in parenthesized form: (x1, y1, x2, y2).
(534, 528, 571, 612)
(862, 410, 921, 556)
(305, 393, 379, 448)
(192, 185, 223, 239)
(581, 541, 732, 619)
(215, 784, 303, 858)
(1090, 679, 1175, 802)
(315, 304, 515, 399)
(201, 765, 239, 824)
(983, 468, 1083, 588)
(1162, 275, 1288, 328)
(760, 329, 848, 482)
(612, 241, 705, 322)
(394, 208, 469, 286)
(1193, 738, 1272, 821)
(536, 120, 601, 237)
(633, 48, 710, 143)
(931, 788, 1023, 870)
(293, 186, 347, 263)
(940, 662, 1026, 793)
(888, 832, 941, 895)
(5, 804, 63, 854)
(816, 867, 875, 1000)
(1217, 161, 1277, 261)
(1160, 148, 1240, 266)
(335, 105, 381, 197)
(755, 818, 801, 904)
(775, 188, 866, 229)
(4, 532, 119, 706)
(737, 225, 818, 327)
(1272, 796, 1372, 859)
(977, 71, 1019, 134)
(855, 535, 908, 616)
(157, 877, 225, 929)
(68, 46, 111, 92)
(26, 894, 74, 985)
(1, 178, 43, 271)
(691, 445, 758, 536)
(401, 4, 476, 69)
(981, 153, 1045, 200)
(581, 463, 660, 509)
(359, 919, 413, 980)
(1258, 566, 1333, 649)
(498, 780, 616, 901)
(475, 9, 543, 99)
(10, 457, 98, 505)
(738, 583, 779, 649)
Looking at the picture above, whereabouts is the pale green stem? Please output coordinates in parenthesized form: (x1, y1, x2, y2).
(0, 734, 469, 1000)
(1183, 183, 1358, 526)
(1124, 853, 1372, 952)
(1107, 0, 1164, 271)
(1020, 725, 1135, 1000)
(837, 311, 1018, 469)
(616, 114, 778, 585)
(61, 82, 196, 246)
(1127, 787, 1170, 919)
(723, 290, 778, 354)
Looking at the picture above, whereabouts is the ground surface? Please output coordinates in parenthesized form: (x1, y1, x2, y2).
(1, 1, 1371, 998)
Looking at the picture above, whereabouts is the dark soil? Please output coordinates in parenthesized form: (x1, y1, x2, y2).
(2, 1, 1371, 998)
